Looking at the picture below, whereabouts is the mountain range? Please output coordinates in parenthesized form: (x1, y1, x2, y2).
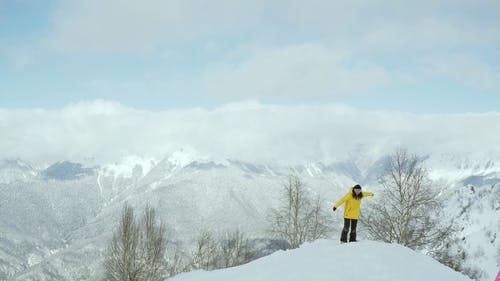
(0, 150, 498, 281)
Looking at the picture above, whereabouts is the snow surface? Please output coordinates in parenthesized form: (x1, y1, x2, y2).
(167, 240, 473, 281)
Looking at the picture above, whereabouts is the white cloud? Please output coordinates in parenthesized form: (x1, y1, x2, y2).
(428, 54, 500, 90)
(44, 0, 500, 54)
(38, 0, 500, 103)
(38, 0, 500, 101)
(45, 0, 266, 53)
(202, 44, 391, 99)
(0, 100, 498, 165)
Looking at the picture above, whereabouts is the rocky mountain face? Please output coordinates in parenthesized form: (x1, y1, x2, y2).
(0, 153, 498, 281)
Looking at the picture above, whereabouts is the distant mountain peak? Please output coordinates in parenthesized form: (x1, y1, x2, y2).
(0, 158, 34, 170)
(43, 161, 95, 181)
(0, 158, 37, 184)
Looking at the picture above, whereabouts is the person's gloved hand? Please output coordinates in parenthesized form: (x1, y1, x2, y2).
(332, 207, 337, 212)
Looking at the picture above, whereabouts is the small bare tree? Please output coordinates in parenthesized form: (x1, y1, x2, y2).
(363, 148, 453, 250)
(219, 230, 253, 268)
(102, 203, 167, 281)
(268, 175, 331, 249)
(140, 205, 166, 281)
(307, 196, 332, 241)
(102, 204, 141, 281)
(165, 247, 191, 277)
(190, 232, 219, 270)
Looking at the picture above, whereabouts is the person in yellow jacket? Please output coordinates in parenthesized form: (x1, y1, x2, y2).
(332, 184, 373, 243)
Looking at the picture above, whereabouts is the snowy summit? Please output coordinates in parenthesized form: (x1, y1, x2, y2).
(167, 240, 473, 281)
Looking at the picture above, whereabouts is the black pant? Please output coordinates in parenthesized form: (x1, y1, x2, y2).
(340, 218, 358, 242)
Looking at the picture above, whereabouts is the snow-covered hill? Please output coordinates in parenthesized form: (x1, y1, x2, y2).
(167, 240, 473, 281)
(0, 151, 498, 281)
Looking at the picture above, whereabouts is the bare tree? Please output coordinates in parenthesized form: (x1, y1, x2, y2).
(140, 205, 166, 281)
(307, 196, 331, 241)
(165, 247, 191, 277)
(268, 175, 331, 249)
(102, 204, 141, 281)
(102, 203, 167, 281)
(363, 148, 454, 250)
(219, 230, 253, 268)
(190, 232, 219, 270)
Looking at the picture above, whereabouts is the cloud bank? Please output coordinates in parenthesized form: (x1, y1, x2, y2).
(1, 100, 498, 165)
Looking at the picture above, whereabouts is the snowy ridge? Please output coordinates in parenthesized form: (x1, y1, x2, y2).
(0, 159, 37, 184)
(167, 240, 473, 281)
(101, 155, 158, 179)
(427, 153, 500, 184)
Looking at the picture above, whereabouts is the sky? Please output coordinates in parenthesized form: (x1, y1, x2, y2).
(1, 0, 499, 113)
(1, 1, 500, 164)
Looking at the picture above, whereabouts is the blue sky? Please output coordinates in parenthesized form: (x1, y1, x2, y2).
(1, 0, 499, 113)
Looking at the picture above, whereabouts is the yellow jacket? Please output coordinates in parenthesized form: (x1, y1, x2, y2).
(334, 187, 374, 219)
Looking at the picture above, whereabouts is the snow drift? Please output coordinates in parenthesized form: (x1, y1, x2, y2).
(167, 240, 473, 281)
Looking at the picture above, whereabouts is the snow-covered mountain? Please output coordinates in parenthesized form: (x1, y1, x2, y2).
(0, 159, 37, 184)
(444, 183, 500, 280)
(167, 240, 473, 281)
(0, 150, 498, 281)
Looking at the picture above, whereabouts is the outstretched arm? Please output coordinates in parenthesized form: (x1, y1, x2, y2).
(334, 192, 349, 209)
(362, 191, 374, 197)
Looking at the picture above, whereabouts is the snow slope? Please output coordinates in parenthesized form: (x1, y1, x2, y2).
(445, 184, 500, 281)
(167, 240, 473, 281)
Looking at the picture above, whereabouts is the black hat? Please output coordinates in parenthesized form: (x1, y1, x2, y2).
(353, 184, 362, 190)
